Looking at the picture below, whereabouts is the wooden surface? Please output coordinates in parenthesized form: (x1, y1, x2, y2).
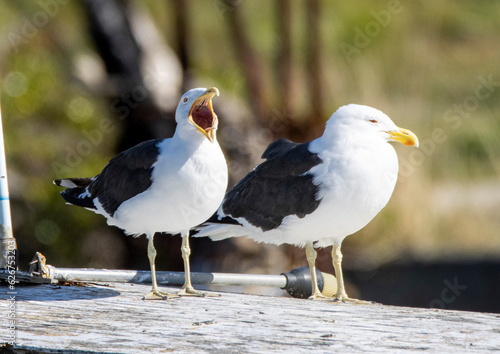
(3, 282, 500, 353)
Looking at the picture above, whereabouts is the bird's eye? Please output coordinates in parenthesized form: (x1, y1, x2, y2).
(369, 119, 378, 123)
(183, 97, 189, 103)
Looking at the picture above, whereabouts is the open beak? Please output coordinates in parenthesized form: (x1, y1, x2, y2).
(188, 87, 219, 142)
(386, 127, 419, 147)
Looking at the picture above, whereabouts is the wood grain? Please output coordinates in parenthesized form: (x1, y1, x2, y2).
(4, 282, 499, 353)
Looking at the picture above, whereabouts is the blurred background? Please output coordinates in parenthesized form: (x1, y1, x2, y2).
(1, 1, 499, 312)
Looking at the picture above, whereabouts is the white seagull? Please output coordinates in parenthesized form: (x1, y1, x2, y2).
(196, 104, 418, 302)
(55, 87, 228, 300)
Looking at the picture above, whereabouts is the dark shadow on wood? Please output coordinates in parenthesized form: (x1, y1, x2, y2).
(6, 346, 105, 354)
(14, 284, 121, 302)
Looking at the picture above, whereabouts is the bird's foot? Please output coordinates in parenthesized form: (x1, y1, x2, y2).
(178, 286, 220, 297)
(143, 289, 180, 300)
(332, 294, 375, 305)
(308, 293, 332, 301)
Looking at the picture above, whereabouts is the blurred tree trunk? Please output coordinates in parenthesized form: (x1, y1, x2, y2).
(224, 0, 269, 125)
(172, 0, 190, 91)
(276, 0, 293, 117)
(82, 0, 176, 153)
(305, 0, 324, 132)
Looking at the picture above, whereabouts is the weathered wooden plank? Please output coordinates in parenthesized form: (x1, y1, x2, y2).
(2, 282, 500, 353)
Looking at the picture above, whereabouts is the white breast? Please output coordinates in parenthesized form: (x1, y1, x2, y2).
(110, 138, 228, 236)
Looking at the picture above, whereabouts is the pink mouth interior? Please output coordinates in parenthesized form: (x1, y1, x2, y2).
(192, 104, 214, 131)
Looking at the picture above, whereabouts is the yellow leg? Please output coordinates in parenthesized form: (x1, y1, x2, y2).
(306, 242, 329, 300)
(177, 231, 218, 297)
(331, 243, 372, 304)
(143, 234, 179, 300)
(177, 231, 200, 296)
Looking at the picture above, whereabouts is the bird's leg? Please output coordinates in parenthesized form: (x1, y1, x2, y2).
(143, 234, 179, 300)
(177, 232, 200, 296)
(306, 242, 329, 300)
(177, 231, 218, 297)
(331, 243, 348, 301)
(331, 243, 371, 304)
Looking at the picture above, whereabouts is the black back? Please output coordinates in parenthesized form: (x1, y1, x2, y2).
(222, 138, 323, 231)
(60, 139, 161, 216)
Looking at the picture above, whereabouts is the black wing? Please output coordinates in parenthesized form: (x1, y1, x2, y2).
(60, 139, 161, 216)
(59, 181, 96, 209)
(89, 139, 162, 216)
(222, 138, 322, 231)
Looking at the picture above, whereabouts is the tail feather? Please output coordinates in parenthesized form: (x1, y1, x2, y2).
(60, 188, 96, 209)
(55, 177, 96, 209)
(194, 208, 246, 240)
(195, 220, 248, 241)
(53, 177, 93, 189)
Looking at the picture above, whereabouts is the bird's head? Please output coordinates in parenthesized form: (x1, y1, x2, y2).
(328, 104, 419, 148)
(176, 87, 220, 142)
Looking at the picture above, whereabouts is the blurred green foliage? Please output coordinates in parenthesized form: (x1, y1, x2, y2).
(0, 0, 499, 271)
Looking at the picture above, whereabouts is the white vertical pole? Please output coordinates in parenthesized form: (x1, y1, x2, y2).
(0, 102, 16, 269)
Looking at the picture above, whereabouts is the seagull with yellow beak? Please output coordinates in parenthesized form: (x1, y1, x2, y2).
(197, 104, 418, 303)
(55, 87, 228, 300)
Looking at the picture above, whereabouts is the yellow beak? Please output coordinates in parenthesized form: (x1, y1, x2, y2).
(188, 87, 219, 142)
(386, 127, 419, 147)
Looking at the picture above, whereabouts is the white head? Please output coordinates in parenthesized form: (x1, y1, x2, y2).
(324, 104, 419, 147)
(175, 87, 220, 142)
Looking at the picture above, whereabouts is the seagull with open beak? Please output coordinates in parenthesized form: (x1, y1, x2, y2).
(55, 87, 228, 299)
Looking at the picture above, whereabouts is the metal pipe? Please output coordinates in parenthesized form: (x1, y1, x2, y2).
(49, 267, 287, 288)
(24, 254, 337, 298)
(0, 103, 16, 270)
(46, 266, 336, 298)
